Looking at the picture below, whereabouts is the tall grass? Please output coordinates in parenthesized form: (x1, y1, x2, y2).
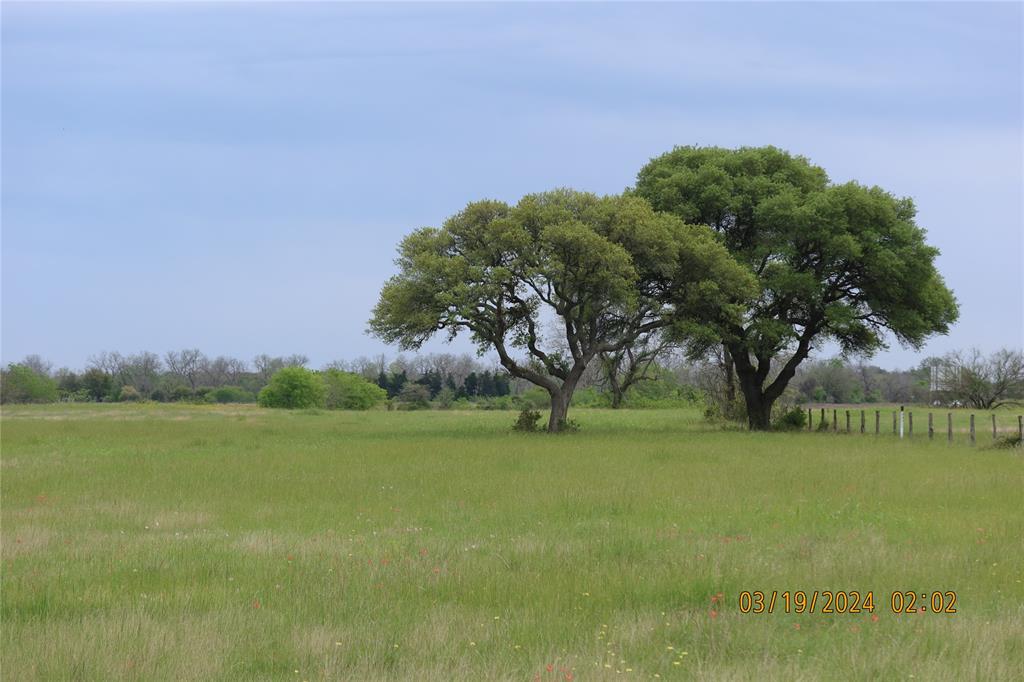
(2, 404, 1021, 680)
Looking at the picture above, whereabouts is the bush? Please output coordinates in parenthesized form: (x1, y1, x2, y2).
(323, 370, 387, 410)
(988, 434, 1022, 450)
(703, 392, 747, 424)
(478, 395, 514, 410)
(80, 368, 113, 402)
(515, 387, 550, 410)
(570, 387, 607, 407)
(258, 367, 325, 409)
(0, 364, 58, 404)
(556, 418, 580, 433)
(395, 383, 431, 410)
(169, 385, 193, 402)
(513, 408, 542, 432)
(207, 386, 255, 404)
(773, 406, 807, 431)
(118, 385, 143, 402)
(433, 387, 456, 409)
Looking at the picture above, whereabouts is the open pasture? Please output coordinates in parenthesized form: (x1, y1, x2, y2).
(2, 404, 1022, 680)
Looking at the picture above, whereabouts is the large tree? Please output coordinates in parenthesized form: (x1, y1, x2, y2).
(369, 189, 752, 432)
(635, 146, 959, 429)
(936, 348, 1024, 409)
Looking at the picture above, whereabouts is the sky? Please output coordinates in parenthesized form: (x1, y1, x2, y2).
(2, 1, 1022, 371)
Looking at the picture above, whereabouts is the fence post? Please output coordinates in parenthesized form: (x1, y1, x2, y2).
(1019, 415, 1023, 443)
(928, 413, 934, 440)
(969, 414, 975, 445)
(875, 410, 880, 435)
(846, 410, 850, 432)
(947, 413, 953, 443)
(861, 410, 865, 434)
(820, 408, 825, 428)
(992, 414, 997, 439)
(808, 408, 812, 431)
(908, 411, 913, 437)
(893, 410, 897, 435)
(833, 409, 837, 432)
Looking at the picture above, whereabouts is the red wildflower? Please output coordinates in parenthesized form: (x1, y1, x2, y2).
(252, 599, 261, 609)
(710, 610, 719, 619)
(546, 663, 554, 672)
(871, 614, 879, 622)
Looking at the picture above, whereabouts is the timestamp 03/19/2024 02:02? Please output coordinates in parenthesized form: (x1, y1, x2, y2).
(737, 590, 958, 615)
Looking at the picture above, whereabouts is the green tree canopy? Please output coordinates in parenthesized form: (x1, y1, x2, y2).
(257, 367, 325, 409)
(635, 145, 959, 429)
(323, 369, 388, 410)
(0, 364, 58, 404)
(369, 189, 753, 431)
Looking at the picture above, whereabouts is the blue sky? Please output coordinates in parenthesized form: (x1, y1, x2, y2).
(2, 2, 1021, 370)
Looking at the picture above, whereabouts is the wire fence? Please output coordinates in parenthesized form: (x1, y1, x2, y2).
(804, 406, 1023, 447)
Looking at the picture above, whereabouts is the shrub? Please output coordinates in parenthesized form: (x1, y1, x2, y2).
(556, 418, 580, 433)
(433, 387, 456, 409)
(323, 370, 387, 410)
(395, 383, 431, 410)
(207, 386, 255, 404)
(118, 385, 143, 402)
(570, 387, 606, 407)
(80, 368, 113, 402)
(169, 385, 193, 402)
(703, 392, 747, 425)
(258, 367, 325, 409)
(478, 395, 514, 410)
(515, 387, 550, 410)
(773, 406, 807, 431)
(988, 434, 1022, 450)
(0, 364, 58, 404)
(513, 408, 542, 432)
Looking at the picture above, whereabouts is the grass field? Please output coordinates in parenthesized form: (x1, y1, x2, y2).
(2, 404, 1022, 680)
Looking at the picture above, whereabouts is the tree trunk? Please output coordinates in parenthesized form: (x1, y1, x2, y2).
(547, 388, 572, 432)
(738, 370, 774, 430)
(609, 380, 624, 409)
(723, 344, 736, 405)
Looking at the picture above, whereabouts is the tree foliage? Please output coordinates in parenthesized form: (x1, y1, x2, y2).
(257, 367, 325, 409)
(323, 370, 387, 410)
(0, 364, 58, 404)
(369, 189, 753, 431)
(635, 145, 959, 428)
(936, 348, 1024, 409)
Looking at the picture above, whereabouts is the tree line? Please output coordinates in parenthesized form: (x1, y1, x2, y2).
(0, 350, 518, 407)
(3, 346, 1019, 415)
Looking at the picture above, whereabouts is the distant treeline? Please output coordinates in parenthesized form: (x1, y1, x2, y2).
(1, 347, 1020, 412)
(0, 351, 519, 406)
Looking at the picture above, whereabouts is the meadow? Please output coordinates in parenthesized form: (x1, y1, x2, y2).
(2, 404, 1022, 681)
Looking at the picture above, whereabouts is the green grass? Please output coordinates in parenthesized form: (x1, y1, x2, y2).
(2, 404, 1022, 680)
